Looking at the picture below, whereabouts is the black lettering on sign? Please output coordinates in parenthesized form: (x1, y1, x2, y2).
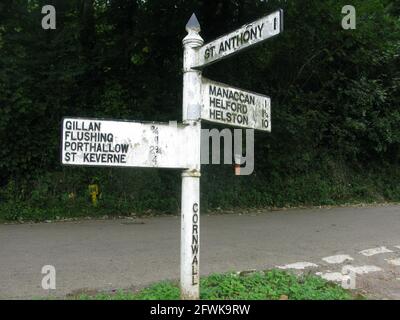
(65, 121, 101, 131)
(63, 120, 132, 166)
(191, 202, 200, 285)
(64, 131, 114, 143)
(209, 85, 255, 105)
(207, 84, 256, 128)
(204, 46, 216, 59)
(150, 126, 160, 166)
(216, 23, 265, 55)
(82, 153, 126, 163)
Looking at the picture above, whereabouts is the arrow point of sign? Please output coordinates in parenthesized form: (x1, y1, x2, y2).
(186, 13, 201, 33)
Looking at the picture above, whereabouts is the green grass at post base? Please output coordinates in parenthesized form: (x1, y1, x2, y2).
(76, 270, 358, 300)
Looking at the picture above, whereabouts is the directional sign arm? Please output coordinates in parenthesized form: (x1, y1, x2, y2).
(61, 118, 199, 169)
(201, 78, 271, 131)
(194, 9, 283, 68)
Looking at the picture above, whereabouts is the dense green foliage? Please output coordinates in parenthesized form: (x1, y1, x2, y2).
(76, 270, 356, 300)
(0, 0, 399, 220)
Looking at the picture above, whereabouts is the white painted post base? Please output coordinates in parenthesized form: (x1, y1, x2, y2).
(180, 169, 201, 300)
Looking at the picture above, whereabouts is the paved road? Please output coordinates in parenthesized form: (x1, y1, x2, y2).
(1, 205, 400, 299)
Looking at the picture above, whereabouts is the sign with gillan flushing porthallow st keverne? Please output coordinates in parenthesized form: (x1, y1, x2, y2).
(61, 118, 199, 169)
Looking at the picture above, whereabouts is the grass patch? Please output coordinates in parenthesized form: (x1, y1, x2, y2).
(76, 270, 358, 300)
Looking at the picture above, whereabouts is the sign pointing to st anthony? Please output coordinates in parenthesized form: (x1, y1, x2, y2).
(195, 9, 283, 68)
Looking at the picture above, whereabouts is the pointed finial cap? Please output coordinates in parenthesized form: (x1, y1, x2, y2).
(186, 13, 201, 33)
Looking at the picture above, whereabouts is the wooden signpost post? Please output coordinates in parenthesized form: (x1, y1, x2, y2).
(61, 9, 283, 300)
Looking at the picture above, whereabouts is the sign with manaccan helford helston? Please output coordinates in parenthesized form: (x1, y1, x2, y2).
(201, 78, 271, 131)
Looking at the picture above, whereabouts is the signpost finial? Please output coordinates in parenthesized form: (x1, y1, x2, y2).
(183, 13, 203, 49)
(186, 13, 201, 33)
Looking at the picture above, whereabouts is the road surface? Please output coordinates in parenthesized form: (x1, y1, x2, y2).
(1, 204, 400, 299)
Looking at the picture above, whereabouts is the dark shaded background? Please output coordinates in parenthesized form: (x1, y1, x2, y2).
(0, 0, 399, 220)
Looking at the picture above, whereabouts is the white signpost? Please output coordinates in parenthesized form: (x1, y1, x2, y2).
(61, 9, 283, 300)
(201, 78, 271, 131)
